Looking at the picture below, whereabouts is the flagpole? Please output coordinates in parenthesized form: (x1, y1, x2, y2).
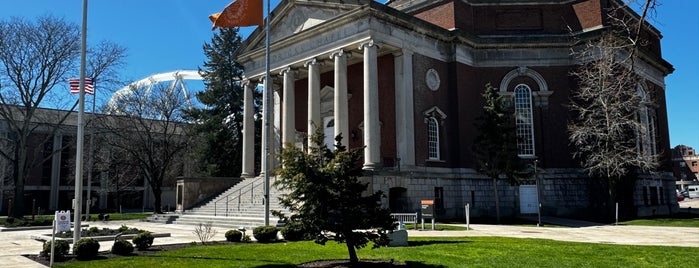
(263, 0, 271, 227)
(85, 82, 96, 220)
(73, 0, 88, 246)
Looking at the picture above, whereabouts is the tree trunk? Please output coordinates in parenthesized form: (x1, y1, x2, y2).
(153, 186, 162, 214)
(11, 142, 25, 218)
(346, 236, 359, 265)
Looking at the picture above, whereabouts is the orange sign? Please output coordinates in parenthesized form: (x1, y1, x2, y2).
(421, 200, 434, 205)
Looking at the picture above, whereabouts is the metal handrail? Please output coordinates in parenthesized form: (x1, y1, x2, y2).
(213, 178, 264, 216)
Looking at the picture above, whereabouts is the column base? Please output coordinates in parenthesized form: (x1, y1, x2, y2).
(363, 162, 381, 170)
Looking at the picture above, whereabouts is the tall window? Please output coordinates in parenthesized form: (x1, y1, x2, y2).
(514, 84, 534, 156)
(638, 85, 657, 158)
(427, 117, 440, 160)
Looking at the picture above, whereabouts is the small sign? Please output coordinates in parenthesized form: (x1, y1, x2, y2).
(421, 199, 434, 219)
(55, 211, 71, 232)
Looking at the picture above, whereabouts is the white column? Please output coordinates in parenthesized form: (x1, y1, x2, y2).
(272, 82, 282, 169)
(260, 76, 269, 175)
(305, 58, 321, 148)
(49, 133, 63, 210)
(280, 67, 296, 147)
(360, 40, 380, 170)
(241, 80, 255, 177)
(394, 49, 415, 167)
(330, 50, 349, 144)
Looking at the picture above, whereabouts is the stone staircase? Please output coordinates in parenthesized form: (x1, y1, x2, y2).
(171, 176, 291, 229)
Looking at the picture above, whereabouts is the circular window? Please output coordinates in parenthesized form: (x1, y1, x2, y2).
(426, 69, 440, 91)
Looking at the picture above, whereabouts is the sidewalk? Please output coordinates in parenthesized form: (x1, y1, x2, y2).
(2, 219, 698, 267)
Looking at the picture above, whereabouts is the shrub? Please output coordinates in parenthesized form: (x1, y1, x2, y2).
(41, 240, 70, 259)
(132, 231, 154, 250)
(111, 239, 134, 255)
(225, 230, 242, 242)
(242, 234, 251, 242)
(193, 222, 217, 245)
(118, 225, 129, 232)
(253, 226, 278, 243)
(87, 226, 100, 235)
(281, 222, 309, 241)
(73, 238, 100, 260)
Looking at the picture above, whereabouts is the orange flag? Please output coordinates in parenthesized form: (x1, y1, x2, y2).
(209, 0, 263, 30)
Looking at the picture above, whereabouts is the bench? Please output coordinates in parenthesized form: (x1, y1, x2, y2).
(390, 213, 418, 230)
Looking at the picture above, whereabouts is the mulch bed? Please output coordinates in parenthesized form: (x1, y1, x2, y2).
(24, 243, 406, 267)
(24, 242, 194, 266)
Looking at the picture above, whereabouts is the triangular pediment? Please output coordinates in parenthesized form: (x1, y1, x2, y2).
(241, 0, 369, 54)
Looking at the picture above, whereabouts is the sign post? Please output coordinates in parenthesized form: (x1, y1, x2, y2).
(51, 211, 71, 267)
(420, 200, 435, 230)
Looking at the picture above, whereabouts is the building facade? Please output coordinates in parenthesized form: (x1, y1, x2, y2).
(671, 145, 699, 190)
(0, 107, 179, 215)
(235, 0, 676, 221)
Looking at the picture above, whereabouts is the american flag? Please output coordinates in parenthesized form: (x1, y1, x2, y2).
(69, 78, 94, 95)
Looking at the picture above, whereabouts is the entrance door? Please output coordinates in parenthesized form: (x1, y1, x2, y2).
(519, 185, 538, 214)
(323, 116, 334, 149)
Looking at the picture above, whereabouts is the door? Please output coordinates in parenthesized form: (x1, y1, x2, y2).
(519, 185, 538, 214)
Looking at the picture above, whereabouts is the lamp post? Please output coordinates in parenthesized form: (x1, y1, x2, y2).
(534, 159, 542, 227)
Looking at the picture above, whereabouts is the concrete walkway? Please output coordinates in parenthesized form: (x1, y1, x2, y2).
(2, 219, 698, 267)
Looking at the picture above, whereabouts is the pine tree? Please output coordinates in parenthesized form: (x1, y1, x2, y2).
(275, 129, 395, 265)
(472, 83, 525, 223)
(186, 27, 260, 176)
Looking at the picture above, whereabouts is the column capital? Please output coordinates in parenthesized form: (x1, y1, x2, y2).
(304, 58, 322, 67)
(330, 49, 351, 60)
(359, 39, 381, 51)
(279, 67, 297, 76)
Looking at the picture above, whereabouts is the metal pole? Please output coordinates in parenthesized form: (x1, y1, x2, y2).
(535, 160, 542, 227)
(73, 0, 88, 245)
(85, 84, 96, 219)
(263, 0, 271, 227)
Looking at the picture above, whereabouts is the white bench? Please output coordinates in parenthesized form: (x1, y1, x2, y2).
(390, 213, 418, 230)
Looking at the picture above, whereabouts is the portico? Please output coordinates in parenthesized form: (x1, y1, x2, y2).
(239, 36, 408, 175)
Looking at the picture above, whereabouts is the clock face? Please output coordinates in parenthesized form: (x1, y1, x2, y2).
(426, 69, 440, 91)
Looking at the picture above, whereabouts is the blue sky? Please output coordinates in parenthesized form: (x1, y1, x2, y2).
(0, 0, 696, 148)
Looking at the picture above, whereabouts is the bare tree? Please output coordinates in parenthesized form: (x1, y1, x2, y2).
(568, 0, 661, 218)
(98, 83, 193, 213)
(0, 16, 125, 217)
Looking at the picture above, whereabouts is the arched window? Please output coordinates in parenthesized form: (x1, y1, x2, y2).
(427, 117, 440, 160)
(514, 84, 534, 156)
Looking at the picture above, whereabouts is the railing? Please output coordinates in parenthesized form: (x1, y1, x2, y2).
(213, 178, 265, 216)
(390, 212, 419, 230)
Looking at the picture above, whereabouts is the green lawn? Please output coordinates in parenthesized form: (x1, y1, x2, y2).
(619, 213, 699, 227)
(55, 236, 699, 268)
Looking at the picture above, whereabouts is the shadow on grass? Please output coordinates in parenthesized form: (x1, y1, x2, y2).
(408, 240, 467, 247)
(253, 260, 446, 267)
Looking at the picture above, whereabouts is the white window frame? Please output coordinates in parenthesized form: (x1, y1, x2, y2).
(514, 84, 535, 157)
(427, 117, 440, 160)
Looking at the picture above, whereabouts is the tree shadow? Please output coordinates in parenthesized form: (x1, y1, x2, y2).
(253, 260, 447, 267)
(407, 240, 468, 247)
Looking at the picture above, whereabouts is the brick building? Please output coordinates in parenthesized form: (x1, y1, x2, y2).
(672, 145, 699, 190)
(0, 107, 180, 215)
(234, 0, 676, 221)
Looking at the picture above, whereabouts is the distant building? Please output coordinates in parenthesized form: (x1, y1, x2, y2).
(233, 0, 676, 221)
(671, 145, 699, 190)
(0, 106, 182, 215)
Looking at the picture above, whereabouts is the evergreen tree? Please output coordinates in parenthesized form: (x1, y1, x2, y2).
(186, 27, 260, 176)
(275, 129, 395, 265)
(472, 83, 525, 223)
